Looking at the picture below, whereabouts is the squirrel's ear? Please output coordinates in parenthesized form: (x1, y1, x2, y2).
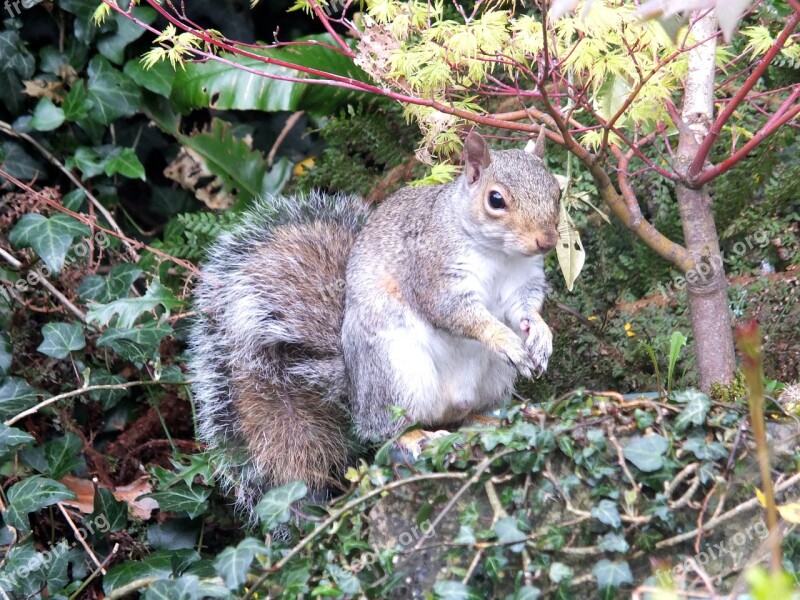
(525, 127, 547, 159)
(463, 132, 491, 185)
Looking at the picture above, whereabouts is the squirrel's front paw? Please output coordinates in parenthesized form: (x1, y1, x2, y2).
(492, 327, 535, 378)
(520, 315, 553, 377)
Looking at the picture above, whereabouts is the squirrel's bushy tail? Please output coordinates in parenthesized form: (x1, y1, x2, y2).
(189, 192, 369, 519)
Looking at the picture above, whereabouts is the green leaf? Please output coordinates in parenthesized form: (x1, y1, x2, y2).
(591, 499, 621, 528)
(87, 278, 182, 328)
(124, 58, 175, 97)
(30, 98, 65, 131)
(86, 55, 142, 124)
(549, 562, 572, 584)
(667, 331, 688, 392)
(104, 148, 145, 180)
(0, 332, 12, 375)
(45, 433, 83, 479)
(147, 483, 210, 519)
(172, 119, 291, 205)
(214, 538, 267, 590)
(591, 559, 633, 590)
(104, 550, 198, 594)
(97, 7, 156, 64)
(37, 322, 86, 359)
(254, 481, 308, 529)
(4, 475, 75, 532)
(144, 574, 200, 600)
(62, 80, 93, 121)
(9, 213, 90, 273)
(97, 321, 173, 355)
(78, 264, 142, 303)
(672, 389, 711, 431)
(0, 423, 35, 456)
(87, 368, 129, 409)
(598, 532, 629, 553)
(94, 487, 128, 533)
(172, 35, 368, 116)
(0, 377, 44, 421)
(493, 516, 527, 552)
(432, 581, 472, 600)
(622, 434, 668, 472)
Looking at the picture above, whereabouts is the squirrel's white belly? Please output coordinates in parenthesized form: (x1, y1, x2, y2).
(381, 314, 515, 426)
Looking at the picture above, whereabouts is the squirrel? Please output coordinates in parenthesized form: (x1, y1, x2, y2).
(188, 131, 561, 518)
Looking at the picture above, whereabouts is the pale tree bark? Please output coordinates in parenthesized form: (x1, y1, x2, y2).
(675, 12, 736, 389)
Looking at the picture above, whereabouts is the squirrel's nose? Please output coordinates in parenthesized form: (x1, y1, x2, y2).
(535, 231, 558, 252)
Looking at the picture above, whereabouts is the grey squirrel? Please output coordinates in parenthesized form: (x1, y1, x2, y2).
(189, 131, 561, 517)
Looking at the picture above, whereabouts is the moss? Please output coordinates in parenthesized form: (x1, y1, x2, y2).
(709, 370, 749, 403)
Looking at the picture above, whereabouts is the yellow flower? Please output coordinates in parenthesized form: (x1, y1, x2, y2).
(293, 157, 315, 177)
(588, 315, 598, 321)
(624, 322, 636, 337)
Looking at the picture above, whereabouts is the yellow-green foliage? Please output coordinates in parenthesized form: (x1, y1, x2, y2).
(709, 370, 748, 403)
(357, 0, 693, 155)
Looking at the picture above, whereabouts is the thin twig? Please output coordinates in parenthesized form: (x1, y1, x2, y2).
(57, 503, 105, 573)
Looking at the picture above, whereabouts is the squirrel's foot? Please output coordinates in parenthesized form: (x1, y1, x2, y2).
(392, 429, 450, 461)
(520, 314, 553, 377)
(492, 325, 536, 378)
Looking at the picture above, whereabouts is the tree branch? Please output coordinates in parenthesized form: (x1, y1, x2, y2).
(688, 12, 800, 178)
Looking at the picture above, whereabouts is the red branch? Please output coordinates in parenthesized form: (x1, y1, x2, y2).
(688, 11, 800, 179)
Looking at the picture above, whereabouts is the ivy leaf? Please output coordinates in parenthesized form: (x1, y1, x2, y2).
(214, 538, 267, 590)
(104, 148, 145, 180)
(0, 377, 44, 421)
(672, 389, 711, 431)
(44, 433, 83, 479)
(86, 55, 142, 124)
(683, 437, 727, 460)
(591, 499, 621, 528)
(97, 7, 156, 64)
(9, 213, 90, 273)
(87, 279, 182, 329)
(549, 562, 573, 584)
(30, 98, 65, 131)
(124, 58, 175, 97)
(432, 581, 472, 600)
(144, 574, 200, 600)
(37, 322, 86, 359)
(104, 550, 196, 594)
(94, 487, 128, 533)
(622, 434, 668, 472)
(254, 481, 308, 529)
(147, 483, 210, 519)
(493, 516, 527, 552)
(0, 332, 12, 375)
(87, 368, 129, 409)
(97, 321, 173, 358)
(591, 559, 633, 590)
(0, 423, 35, 456)
(598, 532, 629, 553)
(4, 475, 75, 532)
(62, 80, 93, 122)
(79, 264, 142, 303)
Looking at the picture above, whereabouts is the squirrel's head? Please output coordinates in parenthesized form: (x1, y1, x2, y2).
(459, 130, 561, 257)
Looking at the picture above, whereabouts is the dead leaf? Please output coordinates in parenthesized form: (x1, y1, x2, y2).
(22, 79, 66, 102)
(59, 475, 158, 520)
(163, 146, 234, 210)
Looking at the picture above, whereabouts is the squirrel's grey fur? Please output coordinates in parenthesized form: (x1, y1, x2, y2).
(190, 133, 561, 520)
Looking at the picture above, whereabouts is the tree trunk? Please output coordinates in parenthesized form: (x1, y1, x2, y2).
(675, 12, 736, 390)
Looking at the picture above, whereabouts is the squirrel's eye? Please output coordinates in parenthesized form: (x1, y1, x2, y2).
(487, 191, 507, 211)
